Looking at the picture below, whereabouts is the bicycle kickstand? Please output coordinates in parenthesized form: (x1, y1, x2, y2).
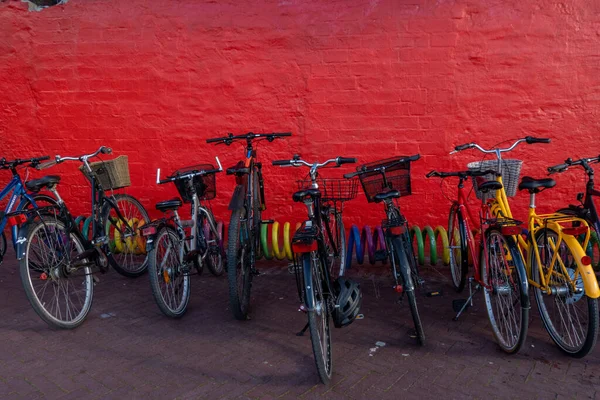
(296, 322, 310, 336)
(453, 277, 480, 321)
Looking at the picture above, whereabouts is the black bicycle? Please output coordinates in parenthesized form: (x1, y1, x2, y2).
(143, 160, 224, 318)
(18, 147, 149, 329)
(207, 132, 291, 320)
(345, 154, 425, 345)
(273, 155, 362, 385)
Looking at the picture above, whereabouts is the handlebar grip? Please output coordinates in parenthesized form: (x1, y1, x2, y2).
(338, 157, 357, 165)
(34, 156, 50, 162)
(37, 160, 57, 170)
(547, 164, 568, 174)
(525, 136, 551, 144)
(272, 160, 292, 166)
(455, 143, 472, 151)
(206, 137, 224, 143)
(101, 147, 112, 154)
(408, 154, 420, 162)
(273, 132, 292, 137)
(344, 172, 359, 179)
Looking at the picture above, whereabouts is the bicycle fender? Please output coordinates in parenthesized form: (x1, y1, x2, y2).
(144, 221, 167, 253)
(15, 222, 30, 260)
(562, 234, 600, 299)
(301, 254, 316, 311)
(228, 185, 245, 211)
(504, 235, 530, 309)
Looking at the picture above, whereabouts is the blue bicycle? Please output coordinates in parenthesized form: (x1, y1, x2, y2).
(0, 156, 57, 264)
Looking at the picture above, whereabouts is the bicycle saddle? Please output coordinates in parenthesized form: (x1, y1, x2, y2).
(292, 189, 321, 202)
(156, 197, 182, 212)
(477, 180, 503, 193)
(518, 176, 556, 193)
(373, 190, 400, 203)
(25, 175, 60, 192)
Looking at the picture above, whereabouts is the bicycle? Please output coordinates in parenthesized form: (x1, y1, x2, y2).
(207, 132, 291, 320)
(142, 159, 224, 318)
(454, 137, 599, 357)
(18, 146, 150, 329)
(273, 155, 362, 385)
(345, 155, 426, 346)
(548, 156, 600, 266)
(426, 167, 530, 354)
(0, 156, 58, 264)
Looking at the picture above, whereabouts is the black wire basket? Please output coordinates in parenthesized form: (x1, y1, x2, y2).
(297, 178, 358, 202)
(357, 156, 412, 203)
(169, 164, 216, 203)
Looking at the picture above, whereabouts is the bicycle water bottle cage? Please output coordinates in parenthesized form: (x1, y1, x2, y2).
(373, 190, 400, 203)
(292, 224, 318, 253)
(25, 175, 61, 192)
(155, 198, 182, 212)
(226, 161, 250, 176)
(518, 177, 556, 194)
(292, 189, 321, 203)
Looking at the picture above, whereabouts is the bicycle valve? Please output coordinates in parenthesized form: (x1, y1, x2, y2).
(156, 168, 161, 184)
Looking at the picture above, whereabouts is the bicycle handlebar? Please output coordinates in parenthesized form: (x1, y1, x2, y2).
(0, 155, 50, 170)
(426, 169, 499, 179)
(450, 137, 550, 155)
(272, 156, 356, 170)
(345, 154, 420, 179)
(206, 132, 292, 145)
(548, 155, 600, 175)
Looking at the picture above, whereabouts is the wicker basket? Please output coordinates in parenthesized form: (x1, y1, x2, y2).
(80, 155, 131, 190)
(169, 164, 216, 203)
(357, 156, 412, 203)
(467, 159, 522, 199)
(297, 178, 358, 202)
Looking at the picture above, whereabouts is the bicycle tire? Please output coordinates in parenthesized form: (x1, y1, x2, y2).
(302, 252, 333, 384)
(531, 228, 599, 357)
(227, 207, 252, 320)
(323, 208, 346, 279)
(0, 231, 5, 259)
(102, 193, 150, 278)
(392, 237, 425, 346)
(147, 226, 190, 318)
(205, 216, 224, 276)
(19, 215, 93, 329)
(481, 228, 529, 354)
(448, 202, 468, 292)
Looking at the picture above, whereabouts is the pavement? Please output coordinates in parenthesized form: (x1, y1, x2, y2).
(0, 248, 598, 400)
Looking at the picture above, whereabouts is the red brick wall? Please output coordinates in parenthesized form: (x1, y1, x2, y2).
(1, 0, 599, 227)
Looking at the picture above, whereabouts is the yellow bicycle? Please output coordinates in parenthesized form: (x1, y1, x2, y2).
(453, 137, 599, 358)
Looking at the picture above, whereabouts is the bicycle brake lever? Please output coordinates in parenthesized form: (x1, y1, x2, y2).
(215, 156, 223, 172)
(156, 169, 161, 184)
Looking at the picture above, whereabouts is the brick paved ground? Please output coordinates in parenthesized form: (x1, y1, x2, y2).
(0, 247, 598, 400)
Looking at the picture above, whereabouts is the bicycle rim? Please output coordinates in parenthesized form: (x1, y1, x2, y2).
(228, 207, 252, 320)
(448, 203, 467, 292)
(322, 208, 344, 279)
(20, 216, 93, 329)
(532, 229, 599, 357)
(482, 229, 527, 353)
(149, 227, 190, 317)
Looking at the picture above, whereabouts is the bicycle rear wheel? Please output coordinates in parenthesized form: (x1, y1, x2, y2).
(0, 232, 5, 259)
(147, 226, 190, 318)
(227, 207, 252, 320)
(19, 215, 93, 329)
(531, 228, 599, 357)
(302, 252, 333, 384)
(482, 228, 528, 354)
(323, 208, 346, 278)
(392, 237, 425, 346)
(102, 193, 150, 278)
(448, 202, 468, 292)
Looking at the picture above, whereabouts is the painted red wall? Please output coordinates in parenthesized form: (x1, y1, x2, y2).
(1, 0, 599, 228)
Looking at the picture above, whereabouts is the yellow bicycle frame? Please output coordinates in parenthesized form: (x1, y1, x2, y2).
(491, 176, 600, 298)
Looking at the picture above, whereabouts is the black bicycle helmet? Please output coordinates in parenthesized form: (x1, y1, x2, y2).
(332, 277, 362, 328)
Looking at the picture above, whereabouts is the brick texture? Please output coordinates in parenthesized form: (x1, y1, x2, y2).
(1, 0, 599, 227)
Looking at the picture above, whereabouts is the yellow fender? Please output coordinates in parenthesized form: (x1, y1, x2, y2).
(562, 234, 600, 299)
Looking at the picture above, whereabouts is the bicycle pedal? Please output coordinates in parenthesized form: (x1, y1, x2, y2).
(452, 299, 469, 313)
(374, 250, 388, 262)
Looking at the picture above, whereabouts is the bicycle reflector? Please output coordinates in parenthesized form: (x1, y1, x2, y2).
(581, 255, 592, 265)
(501, 226, 522, 236)
(292, 242, 317, 253)
(141, 226, 157, 237)
(8, 214, 27, 226)
(562, 226, 588, 236)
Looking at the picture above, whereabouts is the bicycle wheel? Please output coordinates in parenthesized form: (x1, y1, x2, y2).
(102, 193, 150, 278)
(302, 252, 333, 384)
(0, 232, 6, 259)
(147, 226, 190, 318)
(227, 207, 252, 320)
(392, 237, 425, 346)
(481, 228, 529, 354)
(448, 202, 468, 292)
(253, 170, 262, 254)
(323, 208, 346, 278)
(531, 228, 599, 357)
(19, 215, 93, 329)
(205, 218, 224, 276)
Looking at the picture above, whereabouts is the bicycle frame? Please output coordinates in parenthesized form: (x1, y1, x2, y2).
(0, 174, 40, 248)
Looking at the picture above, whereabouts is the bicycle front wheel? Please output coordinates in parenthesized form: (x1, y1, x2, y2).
(227, 207, 252, 320)
(392, 237, 425, 346)
(482, 228, 529, 354)
(19, 215, 93, 329)
(323, 208, 346, 278)
(102, 193, 150, 278)
(147, 226, 190, 318)
(301, 252, 333, 384)
(531, 228, 599, 357)
(448, 202, 468, 292)
(204, 218, 225, 276)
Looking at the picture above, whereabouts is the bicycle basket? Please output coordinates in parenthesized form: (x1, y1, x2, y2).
(79, 155, 131, 190)
(297, 178, 358, 202)
(356, 156, 411, 203)
(467, 159, 522, 199)
(169, 164, 216, 203)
